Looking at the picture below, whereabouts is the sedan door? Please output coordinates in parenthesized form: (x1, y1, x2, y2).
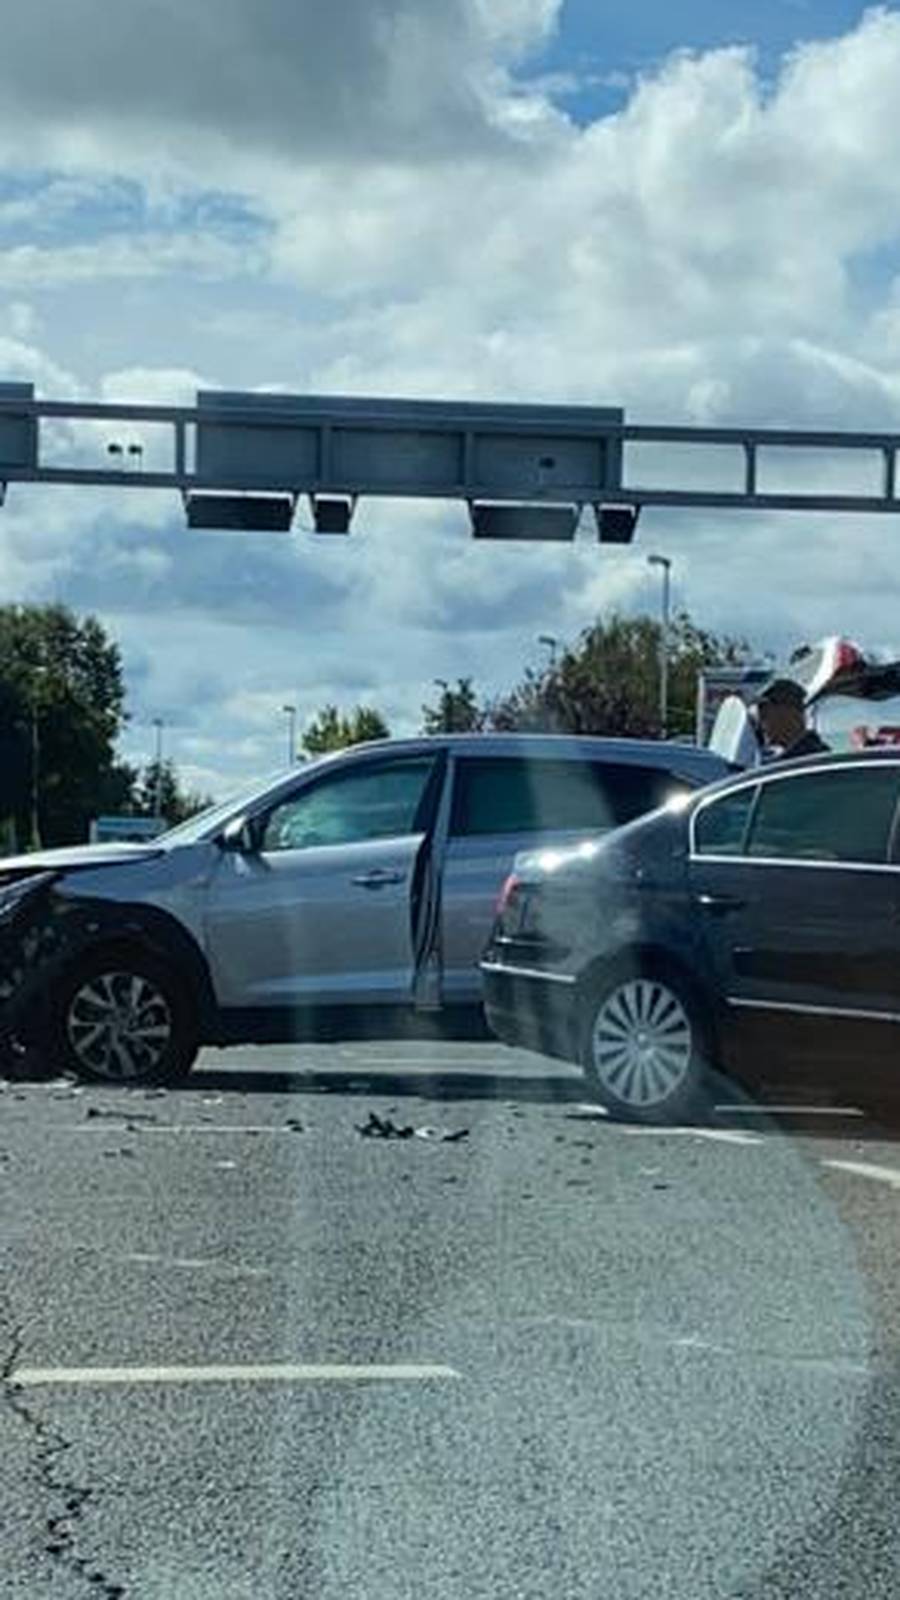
(204, 753, 443, 1013)
(689, 763, 900, 1066)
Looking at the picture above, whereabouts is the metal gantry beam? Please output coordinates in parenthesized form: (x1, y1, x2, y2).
(2, 382, 900, 538)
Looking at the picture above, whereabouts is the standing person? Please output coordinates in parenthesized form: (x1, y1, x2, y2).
(754, 678, 830, 761)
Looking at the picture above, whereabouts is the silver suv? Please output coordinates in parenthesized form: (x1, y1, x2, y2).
(0, 734, 728, 1083)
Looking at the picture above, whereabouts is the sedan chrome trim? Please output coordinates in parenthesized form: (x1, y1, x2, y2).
(690, 854, 900, 873)
(727, 996, 900, 1025)
(479, 960, 576, 986)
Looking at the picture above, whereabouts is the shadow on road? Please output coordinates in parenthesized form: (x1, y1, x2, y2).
(180, 1067, 589, 1105)
(184, 1063, 900, 1139)
(9, 1047, 900, 1139)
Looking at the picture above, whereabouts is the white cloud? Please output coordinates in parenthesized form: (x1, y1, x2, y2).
(0, 0, 565, 181)
(0, 233, 264, 291)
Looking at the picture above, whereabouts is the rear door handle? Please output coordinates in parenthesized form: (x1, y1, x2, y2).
(696, 892, 746, 914)
(352, 868, 405, 889)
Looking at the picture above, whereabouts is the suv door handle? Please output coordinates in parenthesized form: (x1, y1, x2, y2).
(352, 868, 405, 889)
(696, 892, 746, 914)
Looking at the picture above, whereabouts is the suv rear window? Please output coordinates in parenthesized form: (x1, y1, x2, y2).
(450, 757, 690, 838)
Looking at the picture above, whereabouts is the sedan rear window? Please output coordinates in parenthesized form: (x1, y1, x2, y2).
(451, 758, 692, 838)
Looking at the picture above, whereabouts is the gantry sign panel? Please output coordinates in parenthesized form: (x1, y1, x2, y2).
(2, 383, 900, 536)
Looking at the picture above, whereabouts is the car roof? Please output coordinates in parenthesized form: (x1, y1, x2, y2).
(340, 732, 726, 774)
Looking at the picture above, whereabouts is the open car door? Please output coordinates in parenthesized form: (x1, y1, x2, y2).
(788, 637, 900, 707)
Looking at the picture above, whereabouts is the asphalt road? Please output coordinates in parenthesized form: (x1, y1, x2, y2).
(3, 1040, 900, 1598)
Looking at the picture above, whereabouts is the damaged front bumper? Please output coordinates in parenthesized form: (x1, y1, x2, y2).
(0, 873, 68, 1045)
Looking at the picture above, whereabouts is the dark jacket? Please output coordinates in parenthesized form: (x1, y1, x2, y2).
(780, 729, 831, 760)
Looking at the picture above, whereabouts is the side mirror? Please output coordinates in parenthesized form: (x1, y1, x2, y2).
(219, 815, 258, 853)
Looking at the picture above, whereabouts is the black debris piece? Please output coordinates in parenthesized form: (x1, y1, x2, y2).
(357, 1111, 414, 1139)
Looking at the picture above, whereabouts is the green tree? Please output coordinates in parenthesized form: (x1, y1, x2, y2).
(301, 704, 390, 757)
(0, 604, 130, 848)
(421, 677, 485, 734)
(488, 611, 751, 740)
(131, 759, 213, 827)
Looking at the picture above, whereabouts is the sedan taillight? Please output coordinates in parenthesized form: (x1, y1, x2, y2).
(496, 873, 521, 917)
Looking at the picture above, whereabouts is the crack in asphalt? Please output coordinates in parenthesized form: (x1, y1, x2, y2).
(1, 1324, 126, 1598)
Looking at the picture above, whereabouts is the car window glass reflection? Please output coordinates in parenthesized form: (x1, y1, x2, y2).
(748, 767, 900, 863)
(694, 786, 758, 856)
(262, 760, 434, 852)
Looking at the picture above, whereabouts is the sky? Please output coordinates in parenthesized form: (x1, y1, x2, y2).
(2, 0, 900, 794)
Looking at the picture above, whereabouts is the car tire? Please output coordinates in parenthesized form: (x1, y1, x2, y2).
(48, 948, 199, 1086)
(579, 962, 711, 1124)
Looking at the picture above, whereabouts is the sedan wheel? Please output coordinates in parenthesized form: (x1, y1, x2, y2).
(582, 973, 706, 1122)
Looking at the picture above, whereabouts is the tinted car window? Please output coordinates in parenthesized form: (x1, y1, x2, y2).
(694, 785, 757, 856)
(451, 757, 692, 838)
(747, 766, 900, 864)
(262, 758, 435, 852)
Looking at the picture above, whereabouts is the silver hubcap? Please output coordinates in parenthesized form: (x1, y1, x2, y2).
(67, 971, 172, 1081)
(591, 979, 693, 1107)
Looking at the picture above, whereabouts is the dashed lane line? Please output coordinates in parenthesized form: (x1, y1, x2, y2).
(717, 1104, 865, 1118)
(11, 1362, 462, 1388)
(620, 1127, 763, 1146)
(822, 1159, 900, 1191)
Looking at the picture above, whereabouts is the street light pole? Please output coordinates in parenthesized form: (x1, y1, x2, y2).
(29, 664, 47, 851)
(282, 704, 297, 766)
(30, 694, 40, 851)
(648, 555, 672, 738)
(152, 718, 164, 820)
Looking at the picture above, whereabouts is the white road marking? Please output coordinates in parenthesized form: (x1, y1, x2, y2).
(120, 1254, 270, 1277)
(822, 1159, 900, 1190)
(11, 1362, 461, 1388)
(348, 1057, 512, 1069)
(717, 1104, 865, 1118)
(670, 1335, 868, 1376)
(621, 1127, 762, 1146)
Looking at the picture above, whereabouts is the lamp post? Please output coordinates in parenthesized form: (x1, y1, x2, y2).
(152, 718, 165, 820)
(648, 555, 672, 738)
(282, 704, 297, 766)
(29, 666, 47, 851)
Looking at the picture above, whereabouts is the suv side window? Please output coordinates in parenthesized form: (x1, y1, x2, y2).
(450, 757, 692, 838)
(261, 758, 436, 852)
(694, 786, 757, 856)
(747, 767, 900, 864)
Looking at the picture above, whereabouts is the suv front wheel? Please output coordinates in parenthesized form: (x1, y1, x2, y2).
(49, 948, 199, 1085)
(580, 964, 710, 1124)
